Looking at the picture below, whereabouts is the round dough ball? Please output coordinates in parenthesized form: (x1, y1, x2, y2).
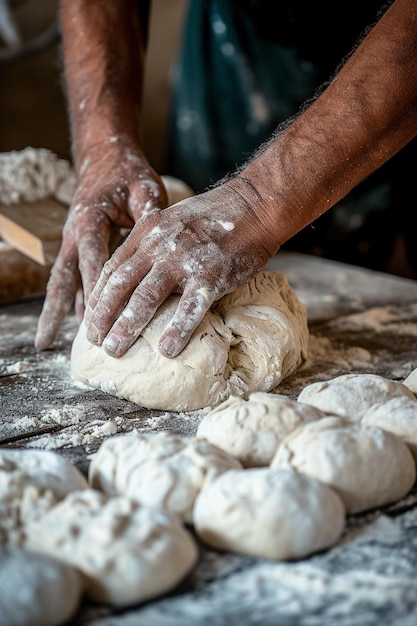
(25, 489, 198, 607)
(196, 392, 326, 467)
(0, 547, 83, 626)
(193, 467, 345, 560)
(271, 416, 416, 513)
(361, 396, 417, 460)
(71, 271, 308, 411)
(297, 373, 415, 420)
(89, 431, 242, 523)
(0, 449, 88, 546)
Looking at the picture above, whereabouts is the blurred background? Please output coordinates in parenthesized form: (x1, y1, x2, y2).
(0, 0, 186, 170)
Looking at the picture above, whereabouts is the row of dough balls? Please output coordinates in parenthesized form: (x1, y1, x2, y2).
(1, 371, 416, 625)
(0, 447, 200, 626)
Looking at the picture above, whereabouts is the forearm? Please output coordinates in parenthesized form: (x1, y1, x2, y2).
(240, 0, 417, 246)
(59, 0, 147, 172)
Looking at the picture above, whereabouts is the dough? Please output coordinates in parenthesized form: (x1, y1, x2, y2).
(89, 431, 242, 523)
(0, 449, 88, 546)
(271, 416, 416, 513)
(297, 373, 415, 420)
(25, 489, 198, 607)
(0, 147, 76, 205)
(71, 271, 308, 411)
(0, 547, 83, 626)
(162, 175, 195, 204)
(193, 467, 345, 560)
(196, 392, 326, 467)
(361, 396, 417, 460)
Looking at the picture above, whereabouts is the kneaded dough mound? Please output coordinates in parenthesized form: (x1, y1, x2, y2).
(197, 392, 326, 467)
(0, 449, 88, 547)
(193, 467, 345, 560)
(361, 396, 417, 460)
(71, 271, 308, 411)
(89, 431, 242, 522)
(297, 373, 415, 420)
(0, 547, 83, 626)
(25, 489, 198, 607)
(271, 416, 416, 513)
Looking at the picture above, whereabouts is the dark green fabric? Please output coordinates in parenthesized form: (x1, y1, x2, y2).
(164, 0, 416, 276)
(166, 0, 318, 191)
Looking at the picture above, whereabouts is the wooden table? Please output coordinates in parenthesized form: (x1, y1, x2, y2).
(2, 251, 417, 626)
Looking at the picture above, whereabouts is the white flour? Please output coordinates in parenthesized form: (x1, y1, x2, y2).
(0, 147, 76, 205)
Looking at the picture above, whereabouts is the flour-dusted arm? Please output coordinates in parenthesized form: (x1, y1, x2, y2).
(85, 0, 417, 359)
(35, 0, 167, 351)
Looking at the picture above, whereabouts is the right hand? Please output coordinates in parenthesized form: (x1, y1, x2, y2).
(83, 176, 281, 359)
(35, 139, 168, 351)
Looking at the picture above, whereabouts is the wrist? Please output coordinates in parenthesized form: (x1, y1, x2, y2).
(74, 132, 144, 177)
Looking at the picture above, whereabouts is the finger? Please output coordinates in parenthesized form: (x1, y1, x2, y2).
(35, 251, 79, 350)
(85, 254, 155, 346)
(99, 268, 179, 357)
(129, 179, 168, 220)
(158, 284, 217, 358)
(84, 211, 161, 323)
(77, 226, 111, 304)
(75, 287, 85, 322)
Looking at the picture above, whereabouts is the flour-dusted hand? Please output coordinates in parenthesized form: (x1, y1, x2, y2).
(37, 0, 417, 359)
(35, 142, 167, 351)
(84, 179, 280, 359)
(34, 0, 168, 351)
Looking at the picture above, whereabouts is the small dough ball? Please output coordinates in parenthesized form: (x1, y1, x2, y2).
(197, 392, 326, 467)
(193, 467, 345, 560)
(403, 367, 417, 396)
(89, 431, 242, 523)
(0, 547, 83, 626)
(161, 175, 195, 205)
(297, 373, 415, 420)
(0, 449, 88, 546)
(271, 416, 416, 513)
(71, 271, 308, 411)
(361, 396, 417, 460)
(25, 489, 198, 607)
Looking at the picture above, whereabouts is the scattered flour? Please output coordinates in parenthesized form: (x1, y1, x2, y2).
(333, 305, 417, 335)
(25, 420, 119, 451)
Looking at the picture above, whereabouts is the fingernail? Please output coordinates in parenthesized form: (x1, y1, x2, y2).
(86, 324, 100, 344)
(159, 336, 177, 358)
(103, 333, 120, 354)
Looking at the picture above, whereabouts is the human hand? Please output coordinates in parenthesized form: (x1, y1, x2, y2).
(84, 177, 280, 359)
(35, 141, 168, 351)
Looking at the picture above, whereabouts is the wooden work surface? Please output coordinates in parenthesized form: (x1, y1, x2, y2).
(2, 251, 417, 625)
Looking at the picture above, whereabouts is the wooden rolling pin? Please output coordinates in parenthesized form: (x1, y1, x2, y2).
(0, 197, 68, 266)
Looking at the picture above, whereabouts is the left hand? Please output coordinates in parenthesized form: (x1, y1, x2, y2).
(35, 142, 167, 351)
(84, 178, 280, 359)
